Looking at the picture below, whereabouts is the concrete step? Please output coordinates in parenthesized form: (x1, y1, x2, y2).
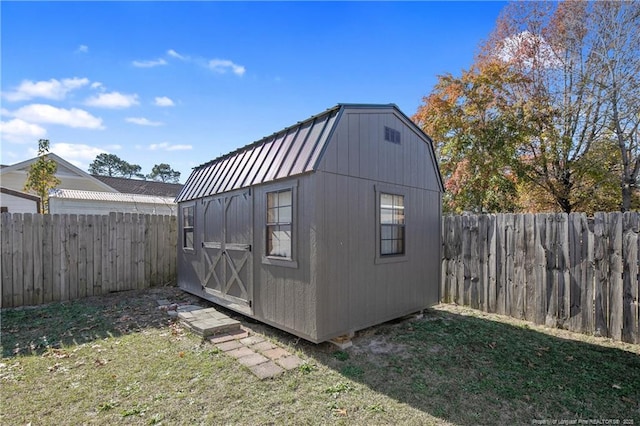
(179, 307, 241, 337)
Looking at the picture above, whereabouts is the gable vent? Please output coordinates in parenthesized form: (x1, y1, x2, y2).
(384, 126, 401, 144)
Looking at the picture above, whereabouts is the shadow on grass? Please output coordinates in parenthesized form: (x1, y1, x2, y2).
(0, 287, 193, 358)
(288, 307, 640, 425)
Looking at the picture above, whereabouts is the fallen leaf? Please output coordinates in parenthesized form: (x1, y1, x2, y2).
(565, 355, 574, 361)
(48, 363, 61, 372)
(94, 359, 108, 367)
(334, 408, 347, 416)
(536, 347, 550, 352)
(621, 396, 635, 404)
(612, 384, 622, 389)
(179, 352, 185, 358)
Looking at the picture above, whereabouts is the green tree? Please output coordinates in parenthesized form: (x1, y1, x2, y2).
(24, 139, 61, 213)
(88, 153, 143, 178)
(147, 163, 180, 183)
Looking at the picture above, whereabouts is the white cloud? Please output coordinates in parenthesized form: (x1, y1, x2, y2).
(90, 82, 104, 90)
(132, 58, 167, 68)
(49, 143, 108, 169)
(208, 59, 246, 76)
(0, 118, 47, 143)
(11, 104, 104, 129)
(148, 142, 192, 151)
(154, 96, 175, 107)
(85, 92, 139, 109)
(76, 44, 89, 53)
(2, 77, 90, 102)
(167, 49, 187, 60)
(126, 117, 164, 126)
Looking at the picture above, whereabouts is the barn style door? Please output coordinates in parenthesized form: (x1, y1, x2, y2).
(201, 190, 253, 311)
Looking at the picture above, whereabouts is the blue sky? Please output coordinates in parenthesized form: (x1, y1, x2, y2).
(1, 1, 505, 182)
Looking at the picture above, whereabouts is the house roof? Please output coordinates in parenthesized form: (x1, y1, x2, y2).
(92, 175, 183, 197)
(0, 153, 118, 193)
(49, 189, 176, 205)
(176, 103, 443, 203)
(176, 104, 342, 202)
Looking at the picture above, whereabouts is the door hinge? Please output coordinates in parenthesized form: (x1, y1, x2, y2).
(249, 300, 252, 308)
(248, 244, 252, 252)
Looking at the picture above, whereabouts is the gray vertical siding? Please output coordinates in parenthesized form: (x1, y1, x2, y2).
(313, 173, 441, 341)
(251, 176, 318, 340)
(317, 108, 442, 191)
(313, 107, 442, 341)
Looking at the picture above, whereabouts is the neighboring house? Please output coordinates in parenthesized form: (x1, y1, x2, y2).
(0, 153, 117, 194)
(0, 187, 41, 214)
(0, 153, 182, 215)
(48, 189, 177, 215)
(176, 103, 444, 343)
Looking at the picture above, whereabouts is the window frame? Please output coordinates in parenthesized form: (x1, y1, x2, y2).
(374, 185, 408, 264)
(262, 181, 298, 269)
(181, 203, 195, 252)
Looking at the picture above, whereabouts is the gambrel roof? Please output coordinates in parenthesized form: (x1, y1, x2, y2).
(176, 103, 443, 202)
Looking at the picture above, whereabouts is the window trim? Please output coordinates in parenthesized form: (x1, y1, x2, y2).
(374, 185, 408, 265)
(181, 203, 196, 253)
(262, 181, 298, 269)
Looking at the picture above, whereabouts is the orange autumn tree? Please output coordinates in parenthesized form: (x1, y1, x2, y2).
(413, 61, 524, 213)
(416, 1, 636, 214)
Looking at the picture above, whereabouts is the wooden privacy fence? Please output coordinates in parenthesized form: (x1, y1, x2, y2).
(1, 213, 177, 308)
(442, 212, 640, 344)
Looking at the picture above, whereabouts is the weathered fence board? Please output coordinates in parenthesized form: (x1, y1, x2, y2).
(442, 212, 640, 344)
(1, 213, 177, 308)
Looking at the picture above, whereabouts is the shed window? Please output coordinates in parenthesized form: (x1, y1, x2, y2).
(384, 126, 401, 144)
(380, 193, 405, 255)
(266, 189, 292, 258)
(183, 206, 194, 249)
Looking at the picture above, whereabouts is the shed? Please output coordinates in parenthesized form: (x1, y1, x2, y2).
(49, 189, 177, 216)
(176, 103, 444, 343)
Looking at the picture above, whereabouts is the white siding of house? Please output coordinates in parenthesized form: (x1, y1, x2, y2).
(49, 198, 176, 215)
(0, 192, 39, 214)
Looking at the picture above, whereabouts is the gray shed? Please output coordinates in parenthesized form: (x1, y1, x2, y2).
(176, 104, 444, 343)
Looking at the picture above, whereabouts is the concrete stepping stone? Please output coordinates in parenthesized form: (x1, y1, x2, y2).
(237, 353, 269, 367)
(251, 341, 276, 352)
(276, 355, 303, 371)
(216, 340, 243, 352)
(249, 361, 284, 379)
(227, 347, 255, 359)
(262, 347, 290, 360)
(208, 329, 250, 344)
(240, 336, 265, 346)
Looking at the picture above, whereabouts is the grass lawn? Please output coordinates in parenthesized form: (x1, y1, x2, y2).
(1, 287, 639, 425)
